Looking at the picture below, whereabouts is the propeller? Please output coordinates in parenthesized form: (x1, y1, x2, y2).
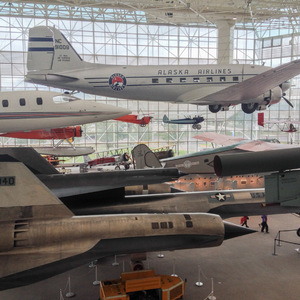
(283, 95, 294, 108)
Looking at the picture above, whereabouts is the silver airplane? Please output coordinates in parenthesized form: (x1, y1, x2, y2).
(132, 134, 300, 175)
(0, 156, 254, 290)
(25, 26, 300, 114)
(0, 90, 130, 133)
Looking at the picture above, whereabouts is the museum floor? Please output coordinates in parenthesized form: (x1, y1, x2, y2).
(1, 213, 300, 300)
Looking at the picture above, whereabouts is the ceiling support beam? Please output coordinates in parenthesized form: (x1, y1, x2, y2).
(217, 20, 235, 65)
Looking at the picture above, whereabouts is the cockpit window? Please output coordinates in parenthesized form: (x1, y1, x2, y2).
(53, 95, 78, 103)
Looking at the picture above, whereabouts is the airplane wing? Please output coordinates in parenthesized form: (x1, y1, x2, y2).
(235, 140, 300, 151)
(185, 59, 300, 104)
(193, 132, 245, 145)
(38, 168, 182, 198)
(193, 132, 300, 152)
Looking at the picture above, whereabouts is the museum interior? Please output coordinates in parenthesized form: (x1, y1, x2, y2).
(1, 1, 300, 300)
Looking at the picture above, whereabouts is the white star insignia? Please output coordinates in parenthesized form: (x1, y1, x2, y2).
(215, 192, 226, 202)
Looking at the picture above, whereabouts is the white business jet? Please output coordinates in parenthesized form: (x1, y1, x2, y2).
(25, 26, 300, 114)
(0, 90, 130, 133)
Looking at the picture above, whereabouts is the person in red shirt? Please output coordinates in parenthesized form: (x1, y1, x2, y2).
(240, 216, 249, 227)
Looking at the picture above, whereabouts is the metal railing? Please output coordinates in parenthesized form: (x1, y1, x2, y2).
(273, 228, 300, 255)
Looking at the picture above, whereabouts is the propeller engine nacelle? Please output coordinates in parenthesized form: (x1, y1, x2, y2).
(280, 80, 291, 93)
(242, 86, 283, 114)
(263, 86, 282, 106)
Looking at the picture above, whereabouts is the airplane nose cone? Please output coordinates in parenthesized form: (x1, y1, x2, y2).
(102, 105, 131, 119)
(113, 107, 132, 119)
(120, 107, 132, 115)
(223, 221, 257, 240)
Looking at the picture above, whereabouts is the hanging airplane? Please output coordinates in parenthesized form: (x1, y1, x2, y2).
(0, 90, 131, 133)
(258, 112, 298, 133)
(25, 26, 300, 114)
(132, 133, 300, 175)
(162, 114, 204, 129)
(0, 126, 83, 140)
(115, 114, 153, 127)
(0, 125, 87, 156)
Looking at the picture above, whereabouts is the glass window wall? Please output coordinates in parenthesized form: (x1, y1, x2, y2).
(0, 2, 299, 158)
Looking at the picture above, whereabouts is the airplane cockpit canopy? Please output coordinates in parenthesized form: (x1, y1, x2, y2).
(53, 94, 79, 104)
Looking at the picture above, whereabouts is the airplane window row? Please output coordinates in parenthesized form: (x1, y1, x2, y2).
(152, 221, 174, 229)
(2, 97, 43, 108)
(152, 76, 239, 84)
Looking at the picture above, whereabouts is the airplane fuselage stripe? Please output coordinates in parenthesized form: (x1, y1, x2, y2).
(29, 37, 53, 42)
(92, 83, 234, 88)
(85, 74, 253, 80)
(28, 47, 54, 52)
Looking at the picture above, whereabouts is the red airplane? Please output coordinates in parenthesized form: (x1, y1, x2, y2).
(115, 114, 152, 127)
(0, 126, 82, 140)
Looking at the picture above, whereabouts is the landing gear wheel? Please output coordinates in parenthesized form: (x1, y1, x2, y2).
(241, 103, 258, 114)
(209, 104, 221, 113)
(192, 124, 201, 130)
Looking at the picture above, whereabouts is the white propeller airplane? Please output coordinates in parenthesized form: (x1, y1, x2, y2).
(25, 26, 300, 114)
(0, 90, 130, 133)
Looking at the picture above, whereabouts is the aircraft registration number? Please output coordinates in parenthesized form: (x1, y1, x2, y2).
(0, 176, 15, 186)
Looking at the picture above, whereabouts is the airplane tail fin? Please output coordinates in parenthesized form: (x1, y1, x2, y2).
(0, 160, 73, 222)
(0, 147, 59, 175)
(132, 144, 162, 169)
(27, 26, 88, 73)
(162, 115, 169, 123)
(258, 112, 264, 127)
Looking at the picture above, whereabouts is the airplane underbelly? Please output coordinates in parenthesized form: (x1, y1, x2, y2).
(0, 116, 88, 133)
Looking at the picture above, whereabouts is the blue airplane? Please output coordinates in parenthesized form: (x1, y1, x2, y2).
(162, 114, 204, 129)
